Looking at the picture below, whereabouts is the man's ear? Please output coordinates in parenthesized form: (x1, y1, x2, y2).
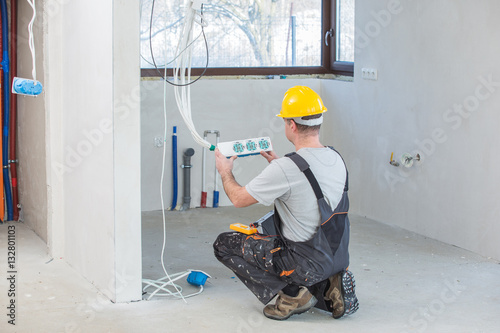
(289, 119, 298, 132)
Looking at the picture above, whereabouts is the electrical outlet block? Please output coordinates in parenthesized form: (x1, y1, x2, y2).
(12, 77, 43, 96)
(217, 137, 273, 157)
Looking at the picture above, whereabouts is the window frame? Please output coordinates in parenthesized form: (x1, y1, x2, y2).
(141, 0, 353, 78)
(329, 0, 354, 76)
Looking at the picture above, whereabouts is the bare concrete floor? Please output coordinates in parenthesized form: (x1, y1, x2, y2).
(1, 205, 500, 332)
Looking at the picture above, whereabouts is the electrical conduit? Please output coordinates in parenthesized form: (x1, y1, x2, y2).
(170, 126, 178, 211)
(9, 0, 19, 221)
(201, 130, 220, 208)
(0, 11, 3, 222)
(1, 0, 13, 221)
(212, 133, 220, 208)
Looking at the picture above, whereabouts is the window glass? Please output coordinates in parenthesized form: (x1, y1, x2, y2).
(141, 0, 323, 69)
(336, 0, 354, 62)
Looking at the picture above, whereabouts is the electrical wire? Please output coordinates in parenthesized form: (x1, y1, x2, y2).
(142, 271, 206, 300)
(149, 0, 209, 87)
(141, 43, 188, 303)
(141, 0, 211, 301)
(172, 1, 213, 149)
(25, 0, 37, 82)
(142, 29, 203, 68)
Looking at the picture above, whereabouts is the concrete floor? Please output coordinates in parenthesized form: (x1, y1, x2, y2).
(1, 205, 500, 333)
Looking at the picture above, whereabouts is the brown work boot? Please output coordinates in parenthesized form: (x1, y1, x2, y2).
(324, 272, 344, 319)
(263, 286, 317, 320)
(325, 270, 359, 319)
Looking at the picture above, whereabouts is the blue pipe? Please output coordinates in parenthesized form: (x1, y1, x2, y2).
(1, 0, 13, 221)
(212, 191, 219, 208)
(170, 126, 178, 211)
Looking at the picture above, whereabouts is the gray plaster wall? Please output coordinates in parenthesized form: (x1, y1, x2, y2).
(321, 0, 500, 261)
(140, 78, 321, 211)
(17, 0, 48, 241)
(141, 0, 500, 262)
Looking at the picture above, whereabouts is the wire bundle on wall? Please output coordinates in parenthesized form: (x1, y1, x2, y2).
(25, 0, 37, 83)
(148, 0, 213, 150)
(12, 0, 42, 97)
(0, 0, 40, 223)
(141, 0, 211, 301)
(172, 1, 214, 150)
(0, 0, 10, 223)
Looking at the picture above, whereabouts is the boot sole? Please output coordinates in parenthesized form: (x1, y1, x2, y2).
(263, 295, 318, 321)
(341, 270, 359, 317)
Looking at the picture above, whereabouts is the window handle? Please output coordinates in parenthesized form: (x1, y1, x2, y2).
(325, 29, 334, 46)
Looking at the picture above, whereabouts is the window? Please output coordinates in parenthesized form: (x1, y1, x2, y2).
(141, 0, 354, 77)
(330, 0, 354, 75)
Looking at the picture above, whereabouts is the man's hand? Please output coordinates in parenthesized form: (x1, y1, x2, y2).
(215, 149, 237, 176)
(214, 148, 257, 208)
(260, 150, 279, 163)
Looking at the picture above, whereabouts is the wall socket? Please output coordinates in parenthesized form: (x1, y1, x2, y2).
(361, 68, 378, 80)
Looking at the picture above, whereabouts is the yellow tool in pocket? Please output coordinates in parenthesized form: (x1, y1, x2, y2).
(230, 223, 258, 235)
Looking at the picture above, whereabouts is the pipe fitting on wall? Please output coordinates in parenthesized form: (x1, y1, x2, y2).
(180, 148, 195, 211)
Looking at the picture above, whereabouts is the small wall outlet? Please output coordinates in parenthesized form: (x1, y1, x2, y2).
(361, 68, 378, 80)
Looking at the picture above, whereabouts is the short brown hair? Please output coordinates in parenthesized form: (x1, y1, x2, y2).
(287, 114, 322, 134)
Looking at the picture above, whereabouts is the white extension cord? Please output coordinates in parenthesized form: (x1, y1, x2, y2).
(141, 0, 210, 301)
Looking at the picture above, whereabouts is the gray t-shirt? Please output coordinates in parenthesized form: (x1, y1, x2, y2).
(246, 147, 347, 242)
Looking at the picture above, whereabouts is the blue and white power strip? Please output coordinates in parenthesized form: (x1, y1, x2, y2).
(217, 137, 273, 157)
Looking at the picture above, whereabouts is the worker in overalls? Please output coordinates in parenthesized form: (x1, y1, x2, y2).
(213, 86, 358, 320)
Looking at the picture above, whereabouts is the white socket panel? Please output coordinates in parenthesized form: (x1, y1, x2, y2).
(217, 137, 273, 158)
(361, 68, 378, 80)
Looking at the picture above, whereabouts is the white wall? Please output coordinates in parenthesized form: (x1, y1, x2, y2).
(321, 0, 500, 260)
(140, 78, 320, 211)
(41, 0, 142, 302)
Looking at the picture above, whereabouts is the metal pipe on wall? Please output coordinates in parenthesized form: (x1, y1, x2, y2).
(201, 130, 220, 208)
(180, 148, 195, 211)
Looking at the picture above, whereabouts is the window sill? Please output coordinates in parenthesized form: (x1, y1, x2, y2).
(140, 73, 353, 82)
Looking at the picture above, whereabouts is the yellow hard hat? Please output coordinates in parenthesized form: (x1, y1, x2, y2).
(277, 86, 327, 118)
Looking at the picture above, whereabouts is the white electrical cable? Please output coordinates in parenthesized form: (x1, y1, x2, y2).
(173, 1, 213, 150)
(141, 0, 211, 302)
(142, 270, 205, 300)
(141, 51, 188, 303)
(25, 0, 37, 82)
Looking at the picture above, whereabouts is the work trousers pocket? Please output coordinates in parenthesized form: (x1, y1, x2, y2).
(274, 249, 325, 286)
(242, 234, 280, 272)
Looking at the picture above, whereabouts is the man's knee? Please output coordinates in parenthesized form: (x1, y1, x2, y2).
(213, 232, 243, 261)
(213, 232, 227, 260)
